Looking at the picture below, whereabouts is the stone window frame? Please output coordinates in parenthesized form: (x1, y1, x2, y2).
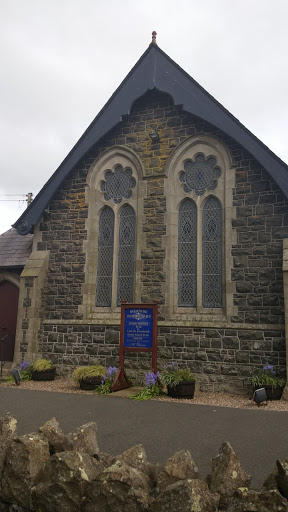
(82, 146, 145, 321)
(163, 134, 237, 322)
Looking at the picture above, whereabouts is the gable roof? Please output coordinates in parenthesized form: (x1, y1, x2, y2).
(14, 42, 288, 235)
(0, 228, 32, 268)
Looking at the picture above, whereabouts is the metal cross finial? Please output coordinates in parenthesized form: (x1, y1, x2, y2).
(152, 31, 157, 45)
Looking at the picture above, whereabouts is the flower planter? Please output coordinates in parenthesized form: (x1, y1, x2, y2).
(32, 368, 56, 381)
(254, 385, 284, 401)
(167, 381, 195, 399)
(79, 377, 103, 391)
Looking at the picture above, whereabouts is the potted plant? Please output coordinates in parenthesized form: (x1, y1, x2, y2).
(162, 362, 196, 399)
(72, 365, 107, 390)
(252, 362, 285, 400)
(31, 359, 56, 381)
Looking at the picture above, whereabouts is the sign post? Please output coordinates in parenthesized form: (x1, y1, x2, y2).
(111, 301, 158, 392)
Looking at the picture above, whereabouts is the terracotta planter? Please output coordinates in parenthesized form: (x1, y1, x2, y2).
(79, 377, 103, 390)
(167, 381, 195, 399)
(253, 385, 284, 401)
(32, 368, 56, 381)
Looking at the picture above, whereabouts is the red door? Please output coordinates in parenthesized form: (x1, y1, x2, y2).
(0, 281, 19, 361)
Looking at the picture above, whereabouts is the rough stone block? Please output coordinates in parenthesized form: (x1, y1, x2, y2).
(1, 433, 50, 509)
(226, 488, 288, 511)
(223, 337, 239, 350)
(152, 479, 219, 512)
(0, 413, 17, 438)
(83, 460, 151, 512)
(208, 441, 251, 508)
(67, 422, 99, 457)
(39, 417, 68, 454)
(32, 451, 104, 512)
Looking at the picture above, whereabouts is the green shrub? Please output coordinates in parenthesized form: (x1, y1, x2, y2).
(252, 362, 285, 389)
(161, 362, 195, 388)
(72, 365, 106, 383)
(31, 359, 55, 372)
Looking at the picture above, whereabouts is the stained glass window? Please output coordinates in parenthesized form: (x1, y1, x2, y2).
(179, 154, 221, 196)
(117, 205, 136, 305)
(178, 199, 197, 307)
(95, 207, 115, 307)
(202, 197, 222, 307)
(101, 165, 136, 204)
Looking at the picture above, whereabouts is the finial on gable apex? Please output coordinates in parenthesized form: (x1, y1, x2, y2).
(152, 31, 157, 45)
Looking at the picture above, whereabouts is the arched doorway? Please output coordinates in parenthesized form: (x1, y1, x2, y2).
(0, 280, 19, 361)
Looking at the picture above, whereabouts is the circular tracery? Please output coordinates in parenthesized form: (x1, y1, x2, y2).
(101, 165, 136, 203)
(179, 154, 221, 195)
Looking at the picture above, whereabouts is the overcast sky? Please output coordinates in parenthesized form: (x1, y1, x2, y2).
(1, 0, 288, 235)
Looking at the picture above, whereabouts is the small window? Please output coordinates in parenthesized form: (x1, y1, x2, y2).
(177, 196, 223, 309)
(202, 197, 222, 307)
(95, 207, 115, 307)
(178, 199, 197, 307)
(95, 204, 136, 308)
(117, 205, 136, 305)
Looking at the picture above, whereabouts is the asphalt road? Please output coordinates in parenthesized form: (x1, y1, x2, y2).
(1, 387, 288, 489)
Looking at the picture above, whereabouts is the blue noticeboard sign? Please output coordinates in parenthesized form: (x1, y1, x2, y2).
(124, 308, 153, 349)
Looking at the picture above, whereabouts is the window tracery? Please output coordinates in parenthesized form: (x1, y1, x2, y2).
(101, 165, 136, 203)
(179, 154, 221, 196)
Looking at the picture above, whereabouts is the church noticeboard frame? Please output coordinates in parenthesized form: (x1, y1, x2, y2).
(111, 301, 158, 392)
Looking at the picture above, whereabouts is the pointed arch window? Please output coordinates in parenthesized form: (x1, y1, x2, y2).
(95, 207, 115, 307)
(202, 197, 222, 308)
(95, 204, 136, 308)
(177, 196, 223, 309)
(84, 149, 142, 318)
(178, 199, 197, 307)
(117, 205, 136, 305)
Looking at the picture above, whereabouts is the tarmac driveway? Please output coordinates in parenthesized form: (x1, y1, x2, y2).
(1, 387, 287, 489)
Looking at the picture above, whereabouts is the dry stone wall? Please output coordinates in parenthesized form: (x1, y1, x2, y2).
(1, 413, 288, 511)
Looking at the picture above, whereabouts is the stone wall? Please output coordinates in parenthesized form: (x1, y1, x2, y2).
(41, 323, 285, 392)
(36, 90, 288, 323)
(18, 89, 288, 388)
(232, 166, 287, 325)
(1, 413, 288, 511)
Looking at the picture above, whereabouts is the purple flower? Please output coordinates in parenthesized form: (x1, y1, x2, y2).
(20, 360, 30, 371)
(107, 366, 117, 378)
(145, 371, 160, 388)
(263, 362, 275, 374)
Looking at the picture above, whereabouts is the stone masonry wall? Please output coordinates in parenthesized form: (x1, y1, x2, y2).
(37, 90, 288, 324)
(41, 323, 285, 393)
(30, 89, 288, 389)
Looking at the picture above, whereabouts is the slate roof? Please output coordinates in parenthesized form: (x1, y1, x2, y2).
(0, 228, 33, 268)
(13, 42, 288, 235)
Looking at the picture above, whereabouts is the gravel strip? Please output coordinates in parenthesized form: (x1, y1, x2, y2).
(2, 377, 288, 411)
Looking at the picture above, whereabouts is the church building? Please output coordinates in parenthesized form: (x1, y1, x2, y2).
(9, 32, 288, 393)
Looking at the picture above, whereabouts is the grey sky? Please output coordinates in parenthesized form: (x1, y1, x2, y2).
(1, 0, 288, 234)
